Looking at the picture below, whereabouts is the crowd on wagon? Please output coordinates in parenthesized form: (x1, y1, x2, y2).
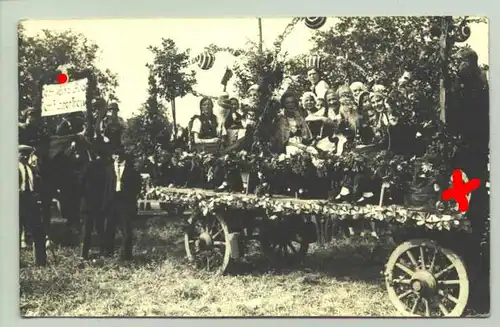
(17, 46, 489, 264)
(185, 67, 412, 200)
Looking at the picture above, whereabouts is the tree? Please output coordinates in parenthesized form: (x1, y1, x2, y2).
(18, 25, 119, 132)
(123, 71, 172, 166)
(146, 38, 197, 138)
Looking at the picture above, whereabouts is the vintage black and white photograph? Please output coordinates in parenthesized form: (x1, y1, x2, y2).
(18, 16, 489, 317)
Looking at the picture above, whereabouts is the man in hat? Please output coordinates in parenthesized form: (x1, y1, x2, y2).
(19, 108, 45, 148)
(19, 145, 47, 265)
(102, 102, 127, 148)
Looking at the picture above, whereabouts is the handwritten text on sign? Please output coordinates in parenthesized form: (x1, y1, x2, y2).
(41, 78, 88, 117)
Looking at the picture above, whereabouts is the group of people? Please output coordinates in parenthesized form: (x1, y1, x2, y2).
(18, 46, 489, 264)
(18, 100, 139, 264)
(187, 65, 408, 202)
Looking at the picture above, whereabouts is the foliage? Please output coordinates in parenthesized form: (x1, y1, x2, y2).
(146, 38, 197, 101)
(231, 45, 285, 100)
(18, 25, 119, 131)
(146, 38, 197, 133)
(123, 71, 172, 164)
(285, 17, 483, 103)
(144, 186, 470, 232)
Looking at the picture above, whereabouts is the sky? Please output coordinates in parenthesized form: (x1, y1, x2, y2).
(20, 17, 489, 127)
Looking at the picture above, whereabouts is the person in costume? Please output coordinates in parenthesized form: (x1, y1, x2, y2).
(273, 91, 314, 155)
(189, 97, 221, 149)
(349, 81, 368, 104)
(307, 68, 329, 100)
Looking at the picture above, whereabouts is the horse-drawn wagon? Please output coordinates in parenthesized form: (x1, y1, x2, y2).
(141, 148, 489, 318)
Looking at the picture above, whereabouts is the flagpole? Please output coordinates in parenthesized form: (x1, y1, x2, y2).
(258, 18, 263, 55)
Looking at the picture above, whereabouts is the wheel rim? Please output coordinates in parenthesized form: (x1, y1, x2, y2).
(385, 239, 469, 317)
(184, 212, 232, 274)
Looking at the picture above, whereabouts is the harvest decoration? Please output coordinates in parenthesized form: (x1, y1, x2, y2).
(144, 186, 470, 232)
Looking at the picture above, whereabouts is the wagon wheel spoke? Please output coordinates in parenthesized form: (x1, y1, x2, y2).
(438, 303, 449, 316)
(419, 246, 425, 270)
(282, 245, 288, 257)
(406, 250, 418, 268)
(439, 279, 461, 286)
(423, 298, 430, 317)
(438, 289, 459, 304)
(435, 263, 455, 279)
(410, 297, 420, 314)
(184, 213, 232, 275)
(428, 247, 437, 272)
(212, 229, 223, 239)
(385, 240, 469, 317)
(395, 262, 415, 276)
(397, 289, 414, 300)
(287, 242, 298, 254)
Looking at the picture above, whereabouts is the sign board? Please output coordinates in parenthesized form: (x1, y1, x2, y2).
(41, 78, 88, 117)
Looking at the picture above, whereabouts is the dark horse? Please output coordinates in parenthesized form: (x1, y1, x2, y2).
(35, 134, 96, 242)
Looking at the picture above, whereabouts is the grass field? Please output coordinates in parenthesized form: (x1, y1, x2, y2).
(19, 214, 488, 317)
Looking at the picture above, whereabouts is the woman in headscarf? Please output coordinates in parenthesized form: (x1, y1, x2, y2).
(302, 91, 325, 138)
(188, 97, 221, 151)
(350, 81, 368, 104)
(324, 88, 341, 120)
(313, 88, 344, 148)
(335, 88, 398, 200)
(272, 91, 314, 154)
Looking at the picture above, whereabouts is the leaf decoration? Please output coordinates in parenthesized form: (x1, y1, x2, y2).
(146, 186, 470, 232)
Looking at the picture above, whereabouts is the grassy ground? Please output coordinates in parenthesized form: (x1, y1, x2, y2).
(19, 214, 487, 317)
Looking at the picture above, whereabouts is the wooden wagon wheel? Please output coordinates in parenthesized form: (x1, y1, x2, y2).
(384, 239, 469, 317)
(260, 218, 310, 263)
(184, 212, 233, 274)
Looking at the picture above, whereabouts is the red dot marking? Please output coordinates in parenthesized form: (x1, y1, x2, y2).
(441, 169, 481, 213)
(57, 73, 68, 84)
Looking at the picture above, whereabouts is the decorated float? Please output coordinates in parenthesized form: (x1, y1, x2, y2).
(137, 17, 489, 317)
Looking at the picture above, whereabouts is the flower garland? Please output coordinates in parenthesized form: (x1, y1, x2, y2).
(144, 186, 470, 232)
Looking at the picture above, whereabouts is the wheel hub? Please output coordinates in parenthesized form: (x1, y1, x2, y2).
(411, 270, 437, 296)
(198, 232, 213, 247)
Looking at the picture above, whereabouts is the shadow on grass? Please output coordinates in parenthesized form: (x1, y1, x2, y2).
(231, 237, 393, 284)
(46, 215, 394, 283)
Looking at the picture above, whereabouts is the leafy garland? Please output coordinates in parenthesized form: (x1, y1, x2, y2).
(144, 186, 470, 232)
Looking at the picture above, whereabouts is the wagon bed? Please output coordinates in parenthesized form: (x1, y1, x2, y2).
(142, 186, 478, 317)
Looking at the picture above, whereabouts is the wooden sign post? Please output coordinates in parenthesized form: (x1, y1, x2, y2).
(35, 68, 97, 140)
(435, 16, 472, 124)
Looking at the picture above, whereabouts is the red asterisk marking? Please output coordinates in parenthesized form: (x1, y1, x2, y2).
(442, 169, 481, 213)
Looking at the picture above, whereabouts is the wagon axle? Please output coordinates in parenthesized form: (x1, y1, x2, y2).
(198, 231, 213, 248)
(411, 270, 437, 296)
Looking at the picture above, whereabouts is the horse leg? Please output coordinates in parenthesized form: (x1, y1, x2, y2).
(40, 194, 53, 243)
(80, 202, 93, 260)
(121, 203, 134, 261)
(21, 193, 47, 266)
